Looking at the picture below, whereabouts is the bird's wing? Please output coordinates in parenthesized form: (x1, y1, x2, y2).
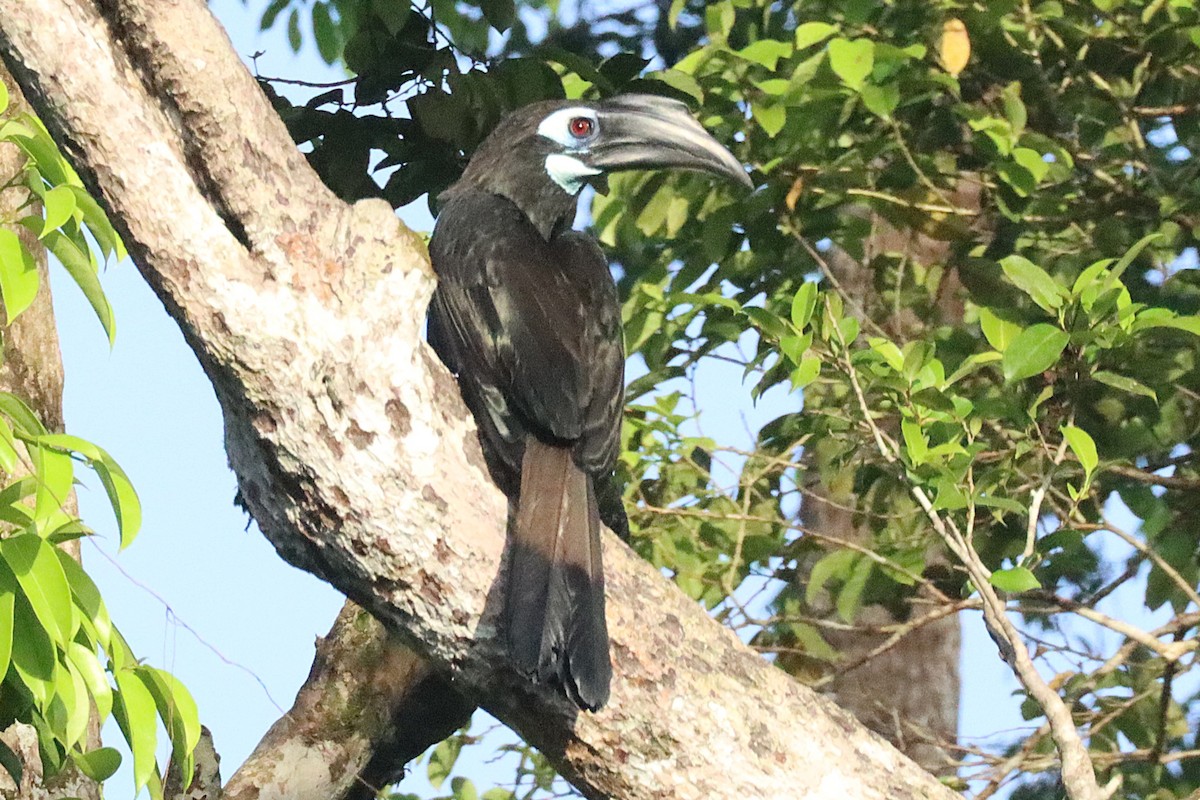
(428, 192, 624, 476)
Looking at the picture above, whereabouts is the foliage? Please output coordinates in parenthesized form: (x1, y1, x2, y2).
(253, 0, 1200, 796)
(0, 78, 199, 797)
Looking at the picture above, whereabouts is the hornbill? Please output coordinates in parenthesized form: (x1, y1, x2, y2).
(428, 94, 750, 710)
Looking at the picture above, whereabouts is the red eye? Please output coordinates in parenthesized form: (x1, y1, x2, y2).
(569, 116, 595, 138)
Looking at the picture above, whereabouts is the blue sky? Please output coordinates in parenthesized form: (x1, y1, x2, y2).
(44, 2, 1170, 797)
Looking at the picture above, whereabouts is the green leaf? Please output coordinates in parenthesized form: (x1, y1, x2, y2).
(0, 417, 19, 473)
(0, 740, 21, 786)
(737, 40, 792, 69)
(751, 102, 786, 137)
(805, 548, 856, 606)
(68, 186, 125, 262)
(743, 306, 787, 338)
(138, 666, 201, 781)
(67, 641, 113, 721)
(946, 352, 1001, 386)
(795, 21, 837, 49)
(790, 282, 818, 329)
(286, 8, 301, 51)
(1109, 232, 1162, 284)
(8, 585, 56, 700)
(0, 79, 8, 115)
(480, 0, 516, 33)
(38, 433, 141, 548)
(372, 0, 409, 34)
(789, 356, 820, 390)
(837, 555, 873, 623)
(1061, 425, 1098, 476)
(57, 552, 112, 648)
(452, 776, 479, 800)
(990, 567, 1040, 593)
(40, 185, 77, 238)
(901, 418, 929, 465)
(427, 736, 462, 789)
(482, 789, 515, 800)
(72, 747, 122, 782)
(0, 590, 13, 685)
(114, 668, 158, 794)
(44, 231, 114, 344)
(827, 38, 874, 91)
(54, 655, 90, 747)
(1092, 370, 1157, 401)
(0, 228, 40, 323)
(1002, 324, 1069, 382)
(979, 307, 1022, 352)
(1, 534, 74, 642)
(1000, 255, 1065, 312)
(311, 3, 339, 63)
(0, 391, 47, 435)
(30, 441, 73, 531)
(704, 1, 734, 39)
(860, 82, 899, 118)
(655, 69, 703, 103)
(1134, 313, 1200, 336)
(259, 0, 289, 29)
(1012, 148, 1049, 184)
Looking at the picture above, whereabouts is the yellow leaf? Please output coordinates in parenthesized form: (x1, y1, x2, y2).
(785, 176, 804, 211)
(940, 18, 970, 77)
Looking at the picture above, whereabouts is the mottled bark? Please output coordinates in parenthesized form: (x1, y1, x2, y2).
(0, 64, 101, 800)
(0, 2, 959, 798)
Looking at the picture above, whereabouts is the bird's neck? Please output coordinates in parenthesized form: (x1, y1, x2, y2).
(454, 173, 579, 240)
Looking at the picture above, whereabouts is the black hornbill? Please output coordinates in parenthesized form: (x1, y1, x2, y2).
(428, 94, 749, 710)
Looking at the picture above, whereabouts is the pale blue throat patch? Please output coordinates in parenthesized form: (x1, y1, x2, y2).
(544, 153, 602, 194)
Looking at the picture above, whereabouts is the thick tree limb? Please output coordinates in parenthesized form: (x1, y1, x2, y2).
(222, 602, 472, 800)
(0, 2, 959, 798)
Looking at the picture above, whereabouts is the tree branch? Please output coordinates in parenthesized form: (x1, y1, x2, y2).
(0, 2, 959, 797)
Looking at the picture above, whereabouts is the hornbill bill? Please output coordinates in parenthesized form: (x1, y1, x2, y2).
(428, 94, 750, 710)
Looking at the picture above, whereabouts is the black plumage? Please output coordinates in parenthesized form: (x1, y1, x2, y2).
(428, 95, 748, 710)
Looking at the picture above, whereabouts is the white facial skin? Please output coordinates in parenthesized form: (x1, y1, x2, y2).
(537, 107, 602, 194)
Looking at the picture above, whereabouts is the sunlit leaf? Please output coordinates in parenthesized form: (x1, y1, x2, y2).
(1061, 425, 1098, 476)
(978, 307, 1022, 352)
(38, 433, 141, 548)
(40, 185, 77, 238)
(1092, 370, 1157, 401)
(827, 38, 874, 91)
(1000, 255, 1066, 312)
(795, 21, 837, 50)
(44, 228, 115, 344)
(990, 567, 1040, 593)
(2, 534, 74, 642)
(1002, 324, 1069, 382)
(0, 228, 40, 323)
(0, 590, 13, 685)
(114, 667, 158, 794)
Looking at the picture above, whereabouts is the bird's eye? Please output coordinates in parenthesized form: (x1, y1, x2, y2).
(568, 116, 596, 139)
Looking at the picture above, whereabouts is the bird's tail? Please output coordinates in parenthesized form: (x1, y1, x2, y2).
(506, 438, 611, 710)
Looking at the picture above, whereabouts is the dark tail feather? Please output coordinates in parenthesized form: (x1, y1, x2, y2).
(506, 439, 611, 710)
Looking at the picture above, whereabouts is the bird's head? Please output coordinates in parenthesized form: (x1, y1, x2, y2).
(452, 94, 751, 236)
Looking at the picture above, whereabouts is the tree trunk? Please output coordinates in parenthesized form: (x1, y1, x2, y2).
(796, 185, 983, 775)
(0, 2, 962, 797)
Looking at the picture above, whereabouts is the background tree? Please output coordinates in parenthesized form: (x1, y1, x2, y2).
(0, 2, 959, 800)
